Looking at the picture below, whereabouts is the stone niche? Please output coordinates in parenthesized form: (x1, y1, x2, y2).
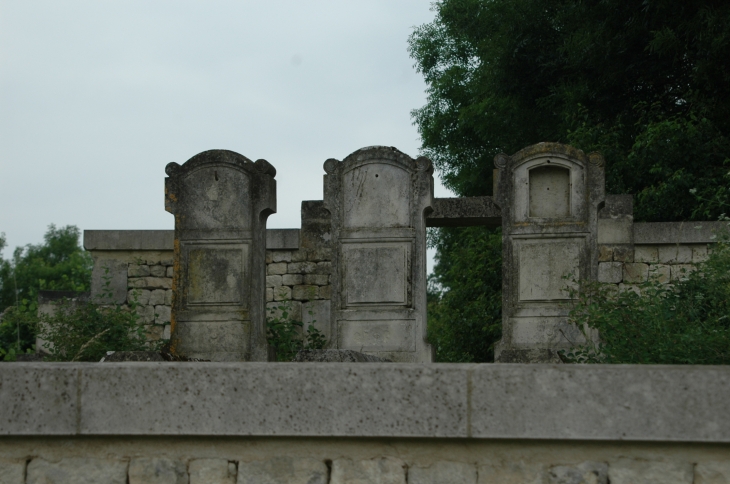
(165, 150, 276, 361)
(323, 146, 434, 362)
(493, 143, 605, 363)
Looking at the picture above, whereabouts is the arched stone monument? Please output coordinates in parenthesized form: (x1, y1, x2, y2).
(323, 146, 434, 362)
(493, 143, 605, 363)
(164, 150, 276, 361)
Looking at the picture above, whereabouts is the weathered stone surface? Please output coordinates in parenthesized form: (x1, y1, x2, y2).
(27, 458, 127, 484)
(318, 285, 332, 299)
(302, 300, 331, 341)
(658, 245, 693, 263)
(331, 457, 406, 484)
(634, 245, 659, 263)
(623, 263, 648, 283)
(648, 264, 670, 283)
(129, 457, 187, 484)
(695, 461, 730, 484)
(165, 289, 173, 305)
(303, 274, 329, 285)
(0, 459, 25, 484)
(135, 305, 155, 324)
(547, 462, 608, 484)
(128, 263, 150, 277)
(149, 265, 167, 277)
(300, 200, 332, 250)
(267, 263, 287, 275)
(478, 462, 545, 484)
(266, 229, 300, 250)
(128, 277, 172, 289)
(266, 301, 302, 324)
(294, 349, 391, 362)
(128, 289, 151, 306)
(282, 274, 303, 285)
(273, 286, 292, 301)
(166, 266, 174, 277)
(101, 351, 164, 362)
(163, 324, 171, 339)
(634, 221, 727, 244)
(597, 218, 633, 245)
(426, 196, 501, 228)
(266, 275, 282, 288)
(597, 246, 613, 262)
(409, 461, 477, 484)
(237, 457, 327, 484)
(671, 264, 696, 281)
(84, 230, 174, 251)
(692, 244, 710, 262)
(291, 249, 308, 262)
(612, 245, 634, 262)
(91, 259, 128, 304)
(292, 285, 318, 301)
(189, 458, 236, 484)
(271, 251, 292, 263)
(287, 261, 316, 274)
(608, 458, 692, 484)
(597, 262, 622, 283)
(149, 289, 166, 306)
(307, 248, 333, 262)
(314, 261, 331, 274)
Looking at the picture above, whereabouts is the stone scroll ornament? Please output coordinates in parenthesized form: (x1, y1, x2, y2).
(323, 146, 434, 362)
(165, 150, 276, 361)
(493, 143, 605, 363)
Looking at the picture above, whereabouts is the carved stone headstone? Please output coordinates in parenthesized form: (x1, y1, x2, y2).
(323, 146, 434, 362)
(165, 150, 276, 361)
(493, 143, 605, 363)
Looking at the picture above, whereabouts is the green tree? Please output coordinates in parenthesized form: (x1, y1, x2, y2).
(409, 0, 730, 360)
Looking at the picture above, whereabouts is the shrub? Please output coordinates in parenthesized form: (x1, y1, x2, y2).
(266, 303, 327, 362)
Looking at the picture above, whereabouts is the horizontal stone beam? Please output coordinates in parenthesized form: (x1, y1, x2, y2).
(634, 221, 728, 245)
(426, 197, 502, 228)
(84, 229, 300, 251)
(2, 363, 729, 442)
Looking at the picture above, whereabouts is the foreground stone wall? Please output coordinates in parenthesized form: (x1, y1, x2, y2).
(2, 363, 730, 483)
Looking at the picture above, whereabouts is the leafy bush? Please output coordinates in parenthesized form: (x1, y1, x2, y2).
(0, 303, 37, 361)
(266, 303, 327, 362)
(562, 232, 730, 364)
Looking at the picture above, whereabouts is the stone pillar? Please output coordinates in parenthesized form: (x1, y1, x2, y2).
(493, 143, 605, 363)
(323, 146, 434, 362)
(164, 150, 276, 361)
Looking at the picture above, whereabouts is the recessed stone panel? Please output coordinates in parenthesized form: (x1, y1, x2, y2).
(184, 244, 248, 306)
(529, 165, 571, 218)
(339, 320, 415, 352)
(182, 166, 252, 230)
(343, 162, 411, 228)
(518, 239, 580, 301)
(342, 242, 409, 306)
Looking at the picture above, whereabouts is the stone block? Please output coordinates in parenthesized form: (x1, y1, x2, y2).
(267, 300, 302, 323)
(163, 324, 171, 339)
(618, 283, 641, 296)
(145, 324, 164, 341)
(692, 244, 710, 262)
(695, 461, 730, 484)
(167, 266, 174, 277)
(265, 250, 273, 264)
(266, 228, 300, 250)
(623, 263, 648, 283)
(658, 245, 693, 263)
(307, 248, 333, 262)
(547, 462, 608, 484)
(273, 286, 292, 301)
(597, 262, 623, 283)
(135, 305, 155, 324)
(266, 275, 283, 288)
(291, 249, 309, 262)
(331, 457, 406, 484)
(634, 245, 659, 263)
(647, 264, 670, 283)
(27, 458, 127, 484)
(409, 461, 477, 484)
(292, 285, 319, 301)
(101, 351, 164, 362)
(271, 250, 292, 263)
(267, 263, 287, 275)
(155, 305, 171, 324)
(91, 259, 128, 304)
(303, 274, 329, 285)
(294, 349, 390, 362)
(612, 246, 634, 262)
(128, 263, 150, 277)
(303, 300, 331, 341)
(237, 457, 327, 484)
(128, 289, 151, 306)
(478, 462, 545, 484)
(608, 458, 692, 484)
(189, 459, 236, 484)
(314, 261, 332, 274)
(671, 264, 696, 281)
(282, 274, 303, 285)
(160, 257, 174, 266)
(128, 277, 172, 289)
(129, 457, 188, 484)
(149, 289, 167, 306)
(83, 230, 174, 251)
(598, 218, 633, 245)
(165, 289, 173, 305)
(149, 264, 167, 277)
(266, 288, 273, 302)
(318, 285, 332, 300)
(287, 261, 316, 274)
(597, 246, 613, 262)
(0, 459, 25, 484)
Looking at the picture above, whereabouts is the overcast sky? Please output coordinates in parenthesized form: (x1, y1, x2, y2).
(0, 1, 452, 269)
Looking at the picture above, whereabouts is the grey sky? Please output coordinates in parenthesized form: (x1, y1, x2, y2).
(0, 1, 451, 269)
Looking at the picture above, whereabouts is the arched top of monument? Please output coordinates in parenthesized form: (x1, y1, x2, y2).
(494, 142, 604, 170)
(165, 149, 276, 179)
(323, 146, 432, 175)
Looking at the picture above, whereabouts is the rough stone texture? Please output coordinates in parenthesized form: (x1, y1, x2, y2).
(189, 458, 236, 484)
(324, 146, 434, 362)
(612, 245, 634, 262)
(478, 462, 545, 484)
(149, 289, 166, 306)
(302, 300, 331, 341)
(671, 264, 696, 281)
(693, 244, 710, 262)
(634, 245, 659, 263)
(426, 196, 501, 228)
(648, 264, 670, 283)
(0, 459, 25, 484)
(271, 251, 292, 263)
(129, 457, 188, 484)
(547, 462, 608, 484)
(695, 461, 730, 484)
(633, 221, 727, 244)
(273, 286, 292, 301)
(150, 264, 167, 277)
(293, 349, 391, 362)
(237, 457, 327, 484)
(331, 457, 406, 484)
(658, 245, 693, 263)
(165, 150, 277, 362)
(91, 259, 128, 304)
(267, 263, 287, 275)
(266, 301, 302, 324)
(597, 246, 613, 262)
(409, 461, 477, 484)
(101, 351, 164, 362)
(282, 274, 303, 285)
(493, 143, 605, 362)
(292, 285, 318, 301)
(623, 262, 648, 283)
(26, 458, 127, 484)
(265, 275, 282, 288)
(129, 289, 151, 305)
(597, 262, 622, 283)
(608, 458, 693, 484)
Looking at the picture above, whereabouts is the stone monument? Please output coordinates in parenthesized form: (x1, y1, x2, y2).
(493, 143, 605, 363)
(323, 146, 434, 362)
(164, 150, 276, 361)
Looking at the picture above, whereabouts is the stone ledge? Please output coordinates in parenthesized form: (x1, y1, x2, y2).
(634, 221, 728, 244)
(84, 229, 301, 251)
(2, 363, 730, 441)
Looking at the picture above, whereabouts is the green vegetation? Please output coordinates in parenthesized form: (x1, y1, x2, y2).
(266, 303, 327, 362)
(410, 0, 730, 361)
(562, 232, 730, 364)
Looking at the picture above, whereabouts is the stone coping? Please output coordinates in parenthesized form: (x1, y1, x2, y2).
(84, 229, 300, 251)
(633, 221, 728, 245)
(2, 363, 729, 442)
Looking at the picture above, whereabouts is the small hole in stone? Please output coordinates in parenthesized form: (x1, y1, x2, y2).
(214, 170, 219, 181)
(375, 174, 379, 178)
(547, 160, 551, 164)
